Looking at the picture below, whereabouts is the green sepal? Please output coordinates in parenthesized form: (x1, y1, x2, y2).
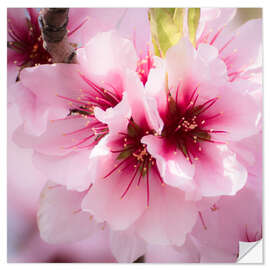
(148, 8, 185, 57)
(187, 8, 200, 46)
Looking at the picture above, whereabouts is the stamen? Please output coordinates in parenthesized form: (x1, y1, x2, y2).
(103, 156, 132, 179)
(121, 163, 140, 199)
(198, 211, 207, 230)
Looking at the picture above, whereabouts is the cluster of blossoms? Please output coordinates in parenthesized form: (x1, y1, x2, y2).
(8, 8, 262, 262)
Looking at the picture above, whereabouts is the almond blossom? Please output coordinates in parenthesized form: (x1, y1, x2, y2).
(142, 37, 261, 200)
(194, 8, 262, 82)
(12, 30, 138, 192)
(9, 9, 262, 263)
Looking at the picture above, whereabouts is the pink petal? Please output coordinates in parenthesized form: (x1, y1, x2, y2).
(110, 227, 146, 262)
(190, 177, 262, 262)
(166, 37, 196, 90)
(20, 64, 88, 109)
(13, 116, 94, 156)
(142, 135, 195, 192)
(123, 70, 150, 128)
(135, 179, 197, 246)
(7, 8, 29, 40)
(197, 8, 236, 45)
(77, 31, 138, 93)
(116, 8, 150, 55)
(68, 8, 126, 45)
(37, 182, 97, 244)
(7, 105, 47, 213)
(193, 144, 247, 197)
(145, 56, 168, 117)
(16, 64, 89, 136)
(204, 80, 260, 141)
(94, 91, 131, 136)
(82, 141, 146, 230)
(217, 19, 262, 77)
(33, 150, 92, 192)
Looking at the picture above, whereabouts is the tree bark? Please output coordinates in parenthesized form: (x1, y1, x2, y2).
(39, 8, 76, 63)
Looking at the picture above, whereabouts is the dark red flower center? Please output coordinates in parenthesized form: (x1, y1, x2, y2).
(57, 74, 121, 150)
(7, 9, 52, 72)
(105, 119, 164, 207)
(161, 85, 227, 163)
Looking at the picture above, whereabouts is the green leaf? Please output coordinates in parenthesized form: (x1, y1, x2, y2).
(188, 8, 200, 46)
(148, 8, 185, 57)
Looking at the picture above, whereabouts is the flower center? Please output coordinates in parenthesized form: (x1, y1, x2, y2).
(7, 8, 88, 78)
(8, 9, 52, 71)
(162, 85, 227, 163)
(57, 74, 121, 150)
(105, 119, 164, 207)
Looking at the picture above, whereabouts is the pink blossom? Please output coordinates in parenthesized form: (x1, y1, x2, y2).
(144, 131, 262, 263)
(142, 37, 261, 200)
(36, 90, 204, 262)
(7, 8, 130, 84)
(12, 30, 138, 191)
(194, 8, 262, 82)
(9, 9, 262, 263)
(7, 105, 115, 263)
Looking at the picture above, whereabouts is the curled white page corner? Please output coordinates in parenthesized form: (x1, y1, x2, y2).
(237, 239, 263, 263)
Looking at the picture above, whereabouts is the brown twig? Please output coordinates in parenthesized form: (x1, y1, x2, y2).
(39, 8, 77, 63)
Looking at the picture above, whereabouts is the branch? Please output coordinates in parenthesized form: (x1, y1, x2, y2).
(39, 8, 77, 63)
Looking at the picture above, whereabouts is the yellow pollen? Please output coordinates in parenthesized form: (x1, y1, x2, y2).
(189, 124, 197, 130)
(133, 148, 148, 162)
(32, 43, 38, 52)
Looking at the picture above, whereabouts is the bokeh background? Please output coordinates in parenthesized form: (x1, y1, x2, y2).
(7, 7, 262, 263)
